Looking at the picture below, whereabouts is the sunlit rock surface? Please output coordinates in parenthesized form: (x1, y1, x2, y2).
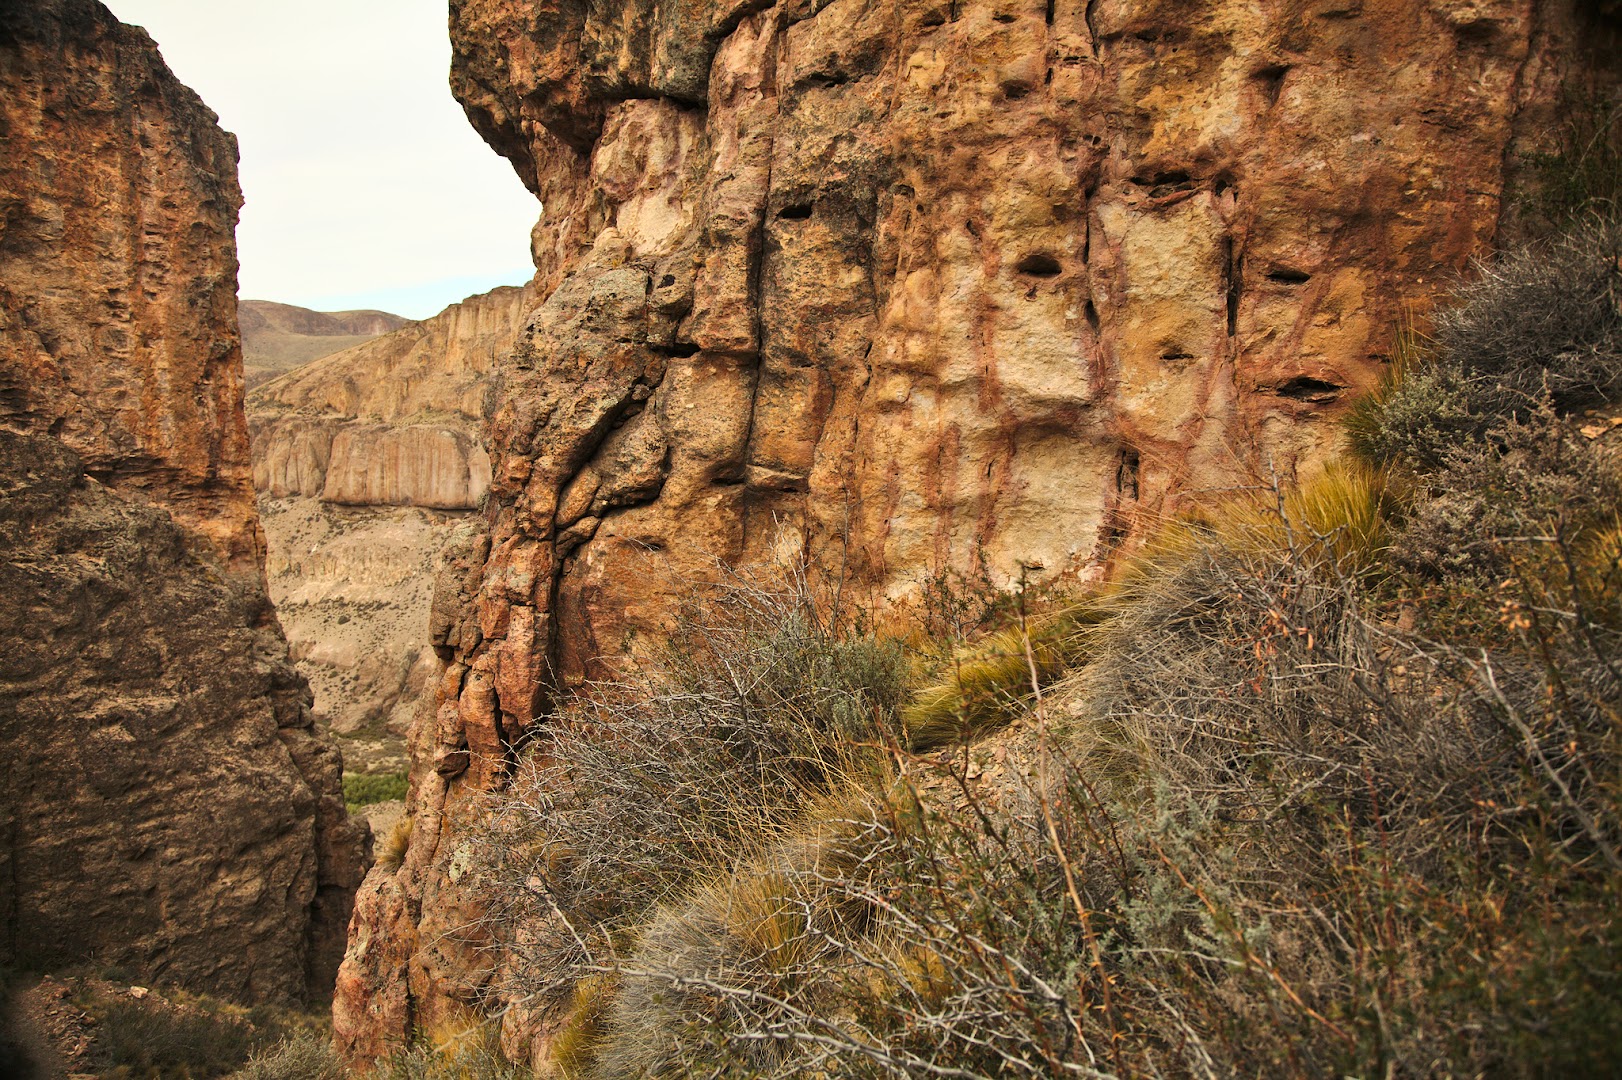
(336, 0, 1616, 1062)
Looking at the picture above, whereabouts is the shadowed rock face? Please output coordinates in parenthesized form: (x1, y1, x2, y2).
(336, 0, 1617, 1062)
(0, 0, 365, 1002)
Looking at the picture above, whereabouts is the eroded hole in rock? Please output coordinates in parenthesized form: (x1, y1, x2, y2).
(777, 202, 813, 220)
(1161, 350, 1195, 362)
(1224, 237, 1242, 336)
(807, 71, 850, 89)
(659, 273, 677, 288)
(1132, 169, 1199, 199)
(1253, 65, 1290, 106)
(1454, 18, 1499, 45)
(993, 12, 1017, 23)
(1116, 447, 1140, 500)
(1274, 375, 1345, 402)
(1084, 299, 1101, 333)
(1015, 252, 1063, 277)
(1267, 267, 1312, 285)
(656, 340, 702, 358)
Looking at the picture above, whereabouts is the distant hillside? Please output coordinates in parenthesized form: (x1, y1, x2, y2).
(239, 300, 410, 388)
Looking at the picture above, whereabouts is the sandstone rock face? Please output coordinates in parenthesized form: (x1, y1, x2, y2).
(0, 0, 365, 1002)
(248, 289, 527, 759)
(336, 0, 1617, 1061)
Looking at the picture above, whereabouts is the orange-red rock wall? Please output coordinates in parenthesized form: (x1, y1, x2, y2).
(335, 0, 1619, 1060)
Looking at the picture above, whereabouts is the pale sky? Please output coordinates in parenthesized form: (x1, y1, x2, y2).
(105, 0, 540, 320)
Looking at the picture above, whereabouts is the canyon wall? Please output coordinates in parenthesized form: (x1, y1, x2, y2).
(248, 289, 528, 751)
(251, 286, 527, 511)
(0, 0, 365, 1002)
(336, 0, 1617, 1061)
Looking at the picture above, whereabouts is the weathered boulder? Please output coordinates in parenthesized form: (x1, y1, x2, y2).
(0, 0, 365, 1002)
(337, 0, 1620, 1062)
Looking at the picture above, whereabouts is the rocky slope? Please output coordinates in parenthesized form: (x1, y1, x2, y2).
(0, 0, 365, 1003)
(336, 0, 1618, 1063)
(240, 300, 409, 389)
(248, 288, 530, 763)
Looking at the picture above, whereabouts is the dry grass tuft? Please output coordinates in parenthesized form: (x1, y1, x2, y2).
(376, 816, 413, 873)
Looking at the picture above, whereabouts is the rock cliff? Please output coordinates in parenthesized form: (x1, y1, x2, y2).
(248, 289, 528, 751)
(0, 0, 365, 1002)
(336, 0, 1617, 1061)
(250, 287, 527, 511)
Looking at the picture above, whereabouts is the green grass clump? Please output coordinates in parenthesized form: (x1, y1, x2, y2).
(343, 771, 407, 812)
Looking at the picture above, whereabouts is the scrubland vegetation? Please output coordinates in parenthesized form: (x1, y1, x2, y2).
(402, 212, 1622, 1079)
(250, 111, 1621, 1080)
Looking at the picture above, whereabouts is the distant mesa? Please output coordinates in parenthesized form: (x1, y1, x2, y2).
(240, 299, 411, 389)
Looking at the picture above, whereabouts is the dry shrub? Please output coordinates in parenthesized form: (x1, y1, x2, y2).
(230, 1032, 343, 1080)
(471, 569, 910, 1017)
(1350, 216, 1622, 474)
(1436, 215, 1622, 409)
(557, 464, 1622, 1078)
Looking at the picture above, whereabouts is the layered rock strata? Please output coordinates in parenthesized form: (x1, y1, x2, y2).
(0, 0, 365, 1002)
(336, 0, 1619, 1062)
(248, 289, 528, 749)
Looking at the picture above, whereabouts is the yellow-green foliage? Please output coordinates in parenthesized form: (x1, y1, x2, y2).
(1580, 516, 1622, 627)
(902, 604, 1110, 750)
(1203, 460, 1399, 575)
(374, 1009, 526, 1080)
(552, 975, 614, 1079)
(377, 817, 413, 873)
(902, 464, 1396, 753)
